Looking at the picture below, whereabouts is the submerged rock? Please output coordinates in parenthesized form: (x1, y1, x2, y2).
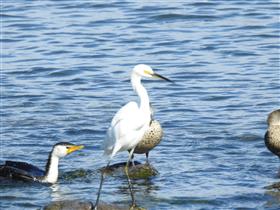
(100, 161, 159, 179)
(43, 163, 154, 210)
(61, 169, 93, 181)
(43, 200, 93, 210)
(43, 200, 129, 210)
(266, 181, 280, 191)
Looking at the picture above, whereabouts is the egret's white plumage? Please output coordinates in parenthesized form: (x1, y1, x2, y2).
(95, 64, 171, 209)
(103, 65, 154, 160)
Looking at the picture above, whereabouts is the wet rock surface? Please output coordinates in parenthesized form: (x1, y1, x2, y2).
(100, 162, 159, 179)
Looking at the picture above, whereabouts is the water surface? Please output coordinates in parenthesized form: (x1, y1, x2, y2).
(1, 1, 280, 209)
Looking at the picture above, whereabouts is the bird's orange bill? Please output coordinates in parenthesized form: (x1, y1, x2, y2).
(152, 73, 172, 82)
(67, 145, 84, 154)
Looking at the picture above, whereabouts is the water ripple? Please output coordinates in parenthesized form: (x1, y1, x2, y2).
(2, 0, 279, 210)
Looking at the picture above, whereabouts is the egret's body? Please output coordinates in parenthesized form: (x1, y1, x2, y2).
(103, 101, 151, 159)
(95, 64, 171, 209)
(265, 109, 280, 158)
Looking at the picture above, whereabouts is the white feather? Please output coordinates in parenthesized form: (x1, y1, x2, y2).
(103, 101, 149, 158)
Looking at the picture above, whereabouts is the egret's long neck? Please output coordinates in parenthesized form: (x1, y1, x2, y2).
(43, 152, 60, 184)
(131, 73, 150, 116)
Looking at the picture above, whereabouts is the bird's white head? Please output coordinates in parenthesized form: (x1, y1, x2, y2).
(133, 64, 154, 78)
(132, 64, 172, 82)
(52, 142, 84, 158)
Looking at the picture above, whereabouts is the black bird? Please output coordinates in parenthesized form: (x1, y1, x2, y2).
(265, 109, 280, 157)
(0, 142, 84, 183)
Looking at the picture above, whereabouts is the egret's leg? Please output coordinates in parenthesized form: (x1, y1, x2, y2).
(131, 153, 135, 167)
(128, 150, 135, 166)
(94, 161, 110, 210)
(145, 152, 150, 165)
(125, 148, 136, 207)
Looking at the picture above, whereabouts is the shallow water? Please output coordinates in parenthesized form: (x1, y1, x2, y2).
(1, 0, 280, 209)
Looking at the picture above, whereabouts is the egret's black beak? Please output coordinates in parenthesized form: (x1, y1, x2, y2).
(152, 73, 172, 82)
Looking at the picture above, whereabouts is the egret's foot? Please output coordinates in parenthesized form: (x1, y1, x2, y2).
(144, 160, 150, 166)
(129, 204, 146, 210)
(129, 203, 136, 210)
(132, 160, 136, 167)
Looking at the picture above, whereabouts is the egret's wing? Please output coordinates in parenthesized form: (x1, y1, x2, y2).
(111, 102, 139, 127)
(103, 101, 146, 157)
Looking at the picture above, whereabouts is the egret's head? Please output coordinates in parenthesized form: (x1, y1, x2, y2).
(133, 64, 172, 82)
(133, 64, 154, 78)
(52, 142, 84, 158)
(267, 109, 280, 126)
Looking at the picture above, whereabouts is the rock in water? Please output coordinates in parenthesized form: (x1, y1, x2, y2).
(43, 200, 93, 210)
(101, 162, 158, 179)
(43, 200, 129, 210)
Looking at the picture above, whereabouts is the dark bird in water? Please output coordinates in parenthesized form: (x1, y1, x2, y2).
(132, 119, 163, 164)
(265, 109, 280, 157)
(0, 142, 84, 184)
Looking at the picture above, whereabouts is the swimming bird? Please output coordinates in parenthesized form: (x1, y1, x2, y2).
(94, 64, 171, 209)
(265, 109, 280, 158)
(131, 119, 163, 164)
(0, 142, 84, 184)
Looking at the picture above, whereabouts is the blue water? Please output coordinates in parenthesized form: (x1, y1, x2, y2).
(1, 0, 280, 209)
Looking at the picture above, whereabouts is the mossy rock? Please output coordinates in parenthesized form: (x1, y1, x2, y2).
(61, 169, 93, 181)
(43, 200, 93, 210)
(266, 181, 280, 190)
(100, 162, 158, 179)
(43, 200, 129, 210)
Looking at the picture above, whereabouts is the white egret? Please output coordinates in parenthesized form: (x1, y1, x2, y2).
(94, 64, 171, 209)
